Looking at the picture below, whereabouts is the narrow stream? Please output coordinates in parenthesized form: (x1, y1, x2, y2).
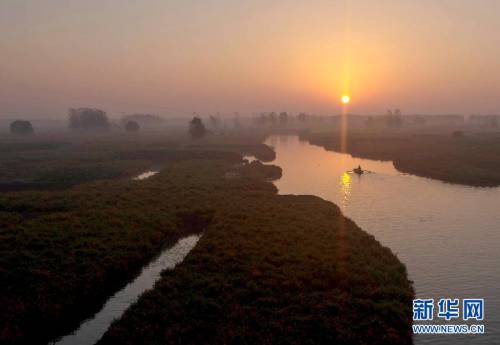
(50, 234, 201, 345)
(133, 170, 159, 180)
(242, 155, 259, 163)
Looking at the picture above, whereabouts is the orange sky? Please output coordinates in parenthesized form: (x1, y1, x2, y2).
(1, 0, 500, 118)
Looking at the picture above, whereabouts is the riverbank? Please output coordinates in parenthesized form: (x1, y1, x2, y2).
(301, 131, 500, 187)
(1, 133, 413, 344)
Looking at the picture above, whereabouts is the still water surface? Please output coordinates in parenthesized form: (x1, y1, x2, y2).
(266, 135, 500, 345)
(51, 234, 201, 345)
(133, 170, 159, 180)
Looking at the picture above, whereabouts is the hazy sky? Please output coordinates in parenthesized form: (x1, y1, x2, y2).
(1, 0, 500, 118)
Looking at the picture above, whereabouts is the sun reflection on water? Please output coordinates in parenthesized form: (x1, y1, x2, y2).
(340, 172, 351, 208)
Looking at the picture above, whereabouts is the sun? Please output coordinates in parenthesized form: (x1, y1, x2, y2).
(341, 95, 351, 104)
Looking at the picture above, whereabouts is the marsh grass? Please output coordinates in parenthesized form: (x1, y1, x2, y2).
(0, 133, 413, 344)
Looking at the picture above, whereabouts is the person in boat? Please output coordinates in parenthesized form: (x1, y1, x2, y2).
(353, 165, 364, 174)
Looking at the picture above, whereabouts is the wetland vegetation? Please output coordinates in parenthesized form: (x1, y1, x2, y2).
(0, 129, 413, 345)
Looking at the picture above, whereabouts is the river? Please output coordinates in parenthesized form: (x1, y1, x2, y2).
(266, 135, 500, 345)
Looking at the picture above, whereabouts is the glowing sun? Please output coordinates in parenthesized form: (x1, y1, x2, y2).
(341, 95, 351, 104)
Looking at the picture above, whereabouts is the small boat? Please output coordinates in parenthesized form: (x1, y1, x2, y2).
(353, 165, 364, 175)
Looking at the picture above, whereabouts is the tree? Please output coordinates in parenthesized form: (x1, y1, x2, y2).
(125, 120, 140, 132)
(297, 113, 307, 122)
(189, 117, 206, 139)
(209, 115, 220, 129)
(256, 113, 268, 127)
(385, 108, 403, 128)
(233, 112, 241, 129)
(365, 116, 375, 128)
(269, 112, 277, 126)
(393, 109, 403, 127)
(69, 108, 110, 131)
(10, 120, 34, 135)
(279, 112, 288, 126)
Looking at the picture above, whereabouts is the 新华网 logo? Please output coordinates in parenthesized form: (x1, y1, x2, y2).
(412, 298, 485, 335)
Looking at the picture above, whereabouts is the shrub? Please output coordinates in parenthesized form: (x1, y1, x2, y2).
(189, 117, 206, 139)
(68, 108, 110, 131)
(9, 120, 34, 135)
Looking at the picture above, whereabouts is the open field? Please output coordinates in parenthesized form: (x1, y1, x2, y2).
(0, 131, 274, 191)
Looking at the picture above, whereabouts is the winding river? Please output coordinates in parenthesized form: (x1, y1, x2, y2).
(266, 135, 500, 345)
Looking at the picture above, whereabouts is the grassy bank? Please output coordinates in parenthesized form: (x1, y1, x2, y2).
(1, 132, 413, 344)
(302, 131, 500, 187)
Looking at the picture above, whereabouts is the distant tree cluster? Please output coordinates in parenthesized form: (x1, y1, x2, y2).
(10, 120, 34, 135)
(69, 108, 110, 131)
(207, 112, 243, 132)
(385, 109, 403, 128)
(469, 114, 499, 128)
(363, 109, 403, 129)
(279, 112, 288, 126)
(255, 112, 290, 127)
(297, 113, 308, 122)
